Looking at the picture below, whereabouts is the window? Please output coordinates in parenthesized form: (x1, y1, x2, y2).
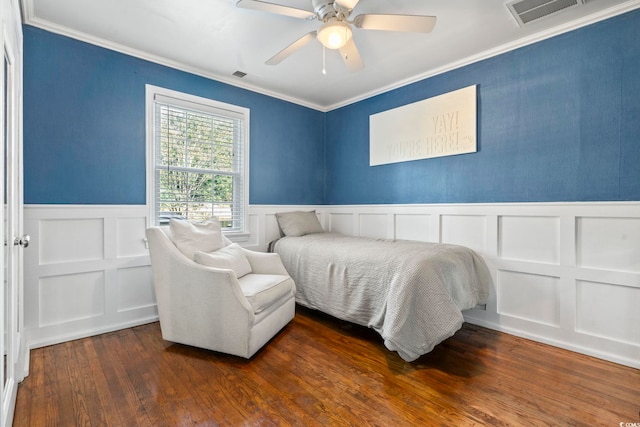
(146, 85, 249, 234)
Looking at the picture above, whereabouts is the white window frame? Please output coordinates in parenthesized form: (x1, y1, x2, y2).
(145, 84, 250, 239)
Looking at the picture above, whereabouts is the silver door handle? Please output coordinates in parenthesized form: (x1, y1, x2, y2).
(14, 235, 30, 248)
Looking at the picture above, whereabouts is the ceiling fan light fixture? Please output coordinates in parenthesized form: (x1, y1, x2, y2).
(317, 19, 352, 49)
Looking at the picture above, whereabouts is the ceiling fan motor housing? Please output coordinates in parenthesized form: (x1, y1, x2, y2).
(312, 0, 340, 21)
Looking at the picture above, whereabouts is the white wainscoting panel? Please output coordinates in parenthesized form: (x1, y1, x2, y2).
(577, 217, 640, 273)
(576, 280, 640, 346)
(39, 218, 104, 264)
(117, 217, 149, 258)
(246, 212, 261, 247)
(395, 214, 432, 242)
(499, 216, 560, 264)
(497, 270, 560, 327)
(117, 266, 155, 313)
(329, 213, 355, 235)
(39, 271, 105, 327)
(441, 214, 488, 253)
(24, 203, 640, 369)
(359, 214, 387, 239)
(25, 206, 156, 349)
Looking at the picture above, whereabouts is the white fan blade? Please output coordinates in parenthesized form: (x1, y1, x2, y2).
(339, 38, 364, 72)
(266, 31, 317, 65)
(335, 0, 360, 11)
(354, 14, 437, 33)
(236, 0, 315, 19)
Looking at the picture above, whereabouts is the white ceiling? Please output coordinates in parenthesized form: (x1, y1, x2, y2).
(22, 0, 640, 111)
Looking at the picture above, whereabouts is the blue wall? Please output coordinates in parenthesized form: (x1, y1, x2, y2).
(324, 9, 640, 204)
(23, 25, 325, 205)
(23, 9, 640, 206)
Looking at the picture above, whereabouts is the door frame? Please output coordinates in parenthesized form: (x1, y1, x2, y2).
(1, 0, 25, 424)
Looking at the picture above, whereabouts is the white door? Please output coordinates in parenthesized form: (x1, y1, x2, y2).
(1, 0, 25, 425)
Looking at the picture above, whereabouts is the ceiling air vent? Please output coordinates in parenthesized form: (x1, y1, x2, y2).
(232, 70, 247, 78)
(506, 0, 584, 26)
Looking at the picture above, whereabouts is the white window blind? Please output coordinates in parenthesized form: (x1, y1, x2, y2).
(150, 89, 248, 232)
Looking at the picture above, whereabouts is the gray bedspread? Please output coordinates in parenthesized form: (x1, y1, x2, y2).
(272, 233, 492, 361)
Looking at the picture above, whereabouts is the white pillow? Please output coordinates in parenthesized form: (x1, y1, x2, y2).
(275, 211, 324, 237)
(170, 218, 224, 259)
(194, 244, 253, 278)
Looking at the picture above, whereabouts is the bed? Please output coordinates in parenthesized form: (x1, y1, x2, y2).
(270, 211, 492, 362)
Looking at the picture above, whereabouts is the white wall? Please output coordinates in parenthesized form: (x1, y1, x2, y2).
(24, 202, 640, 369)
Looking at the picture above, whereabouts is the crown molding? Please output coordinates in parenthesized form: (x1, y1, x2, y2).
(20, 0, 325, 111)
(21, 0, 640, 113)
(325, 0, 640, 111)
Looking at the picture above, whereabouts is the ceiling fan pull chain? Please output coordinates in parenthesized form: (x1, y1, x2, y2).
(322, 45, 327, 75)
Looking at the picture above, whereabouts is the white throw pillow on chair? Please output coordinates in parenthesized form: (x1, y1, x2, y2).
(194, 243, 253, 278)
(170, 218, 225, 259)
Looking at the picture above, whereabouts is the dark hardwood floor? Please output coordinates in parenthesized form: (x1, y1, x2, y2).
(14, 306, 640, 426)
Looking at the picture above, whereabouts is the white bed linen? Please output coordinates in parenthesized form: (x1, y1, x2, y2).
(272, 233, 492, 361)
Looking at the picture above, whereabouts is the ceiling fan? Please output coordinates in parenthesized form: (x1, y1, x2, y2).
(236, 0, 437, 72)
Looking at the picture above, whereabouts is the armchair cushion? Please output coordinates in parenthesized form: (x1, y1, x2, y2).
(238, 274, 294, 314)
(170, 218, 224, 259)
(194, 243, 253, 278)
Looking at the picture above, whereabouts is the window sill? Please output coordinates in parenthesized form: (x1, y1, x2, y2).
(224, 232, 250, 243)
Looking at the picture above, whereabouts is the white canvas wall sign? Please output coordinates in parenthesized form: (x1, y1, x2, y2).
(369, 84, 477, 166)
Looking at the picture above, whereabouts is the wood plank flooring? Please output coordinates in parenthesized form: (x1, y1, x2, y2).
(14, 306, 640, 426)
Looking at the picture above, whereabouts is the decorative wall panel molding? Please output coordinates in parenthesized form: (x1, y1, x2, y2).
(499, 215, 560, 264)
(497, 270, 560, 327)
(394, 214, 432, 242)
(441, 214, 488, 253)
(39, 271, 106, 327)
(24, 206, 155, 349)
(577, 217, 640, 273)
(24, 202, 640, 369)
(576, 280, 640, 346)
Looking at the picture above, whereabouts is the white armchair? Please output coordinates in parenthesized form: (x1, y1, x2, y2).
(146, 226, 295, 358)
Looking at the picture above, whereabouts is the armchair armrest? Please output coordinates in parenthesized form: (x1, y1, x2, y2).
(166, 256, 254, 316)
